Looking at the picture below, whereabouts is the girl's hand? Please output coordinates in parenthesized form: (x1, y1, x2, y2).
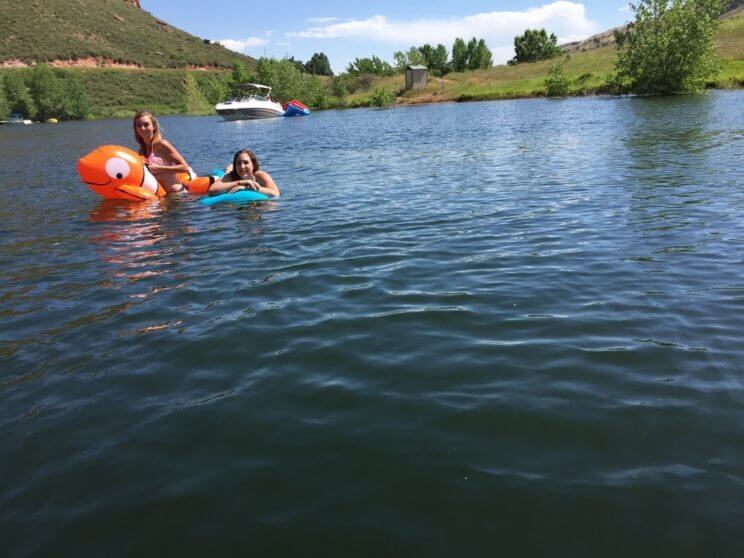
(240, 179, 259, 191)
(228, 185, 246, 194)
(146, 163, 163, 172)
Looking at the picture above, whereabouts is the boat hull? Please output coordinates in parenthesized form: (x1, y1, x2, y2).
(216, 107, 284, 120)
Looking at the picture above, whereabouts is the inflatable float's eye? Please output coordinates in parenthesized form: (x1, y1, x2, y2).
(105, 158, 131, 180)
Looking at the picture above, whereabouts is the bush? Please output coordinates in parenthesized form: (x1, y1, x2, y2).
(614, 0, 726, 94)
(255, 58, 327, 108)
(513, 29, 561, 63)
(368, 87, 396, 107)
(574, 73, 593, 95)
(3, 71, 36, 119)
(346, 74, 374, 94)
(29, 64, 63, 121)
(545, 63, 570, 96)
(331, 75, 348, 100)
(182, 73, 212, 115)
(58, 74, 91, 120)
(206, 74, 231, 104)
(0, 87, 8, 119)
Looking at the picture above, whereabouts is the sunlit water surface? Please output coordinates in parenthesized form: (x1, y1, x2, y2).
(1, 92, 743, 556)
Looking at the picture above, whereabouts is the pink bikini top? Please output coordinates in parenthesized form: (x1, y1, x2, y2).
(147, 153, 165, 166)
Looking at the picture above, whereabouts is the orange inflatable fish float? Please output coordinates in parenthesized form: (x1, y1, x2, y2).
(77, 145, 213, 201)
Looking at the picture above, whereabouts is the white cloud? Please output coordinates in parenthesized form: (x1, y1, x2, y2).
(219, 37, 269, 53)
(307, 17, 341, 24)
(619, 4, 632, 13)
(288, 2, 598, 63)
(276, 41, 291, 48)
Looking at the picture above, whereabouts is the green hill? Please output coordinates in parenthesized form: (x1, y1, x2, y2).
(0, 0, 253, 69)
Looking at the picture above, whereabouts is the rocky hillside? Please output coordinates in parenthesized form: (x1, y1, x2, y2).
(562, 1, 744, 55)
(0, 0, 253, 69)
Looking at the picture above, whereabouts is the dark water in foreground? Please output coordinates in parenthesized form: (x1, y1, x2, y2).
(1, 92, 743, 556)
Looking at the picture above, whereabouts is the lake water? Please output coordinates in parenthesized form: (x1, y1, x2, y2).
(1, 91, 743, 556)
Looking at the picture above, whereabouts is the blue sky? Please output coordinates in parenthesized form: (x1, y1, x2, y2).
(142, 1, 633, 72)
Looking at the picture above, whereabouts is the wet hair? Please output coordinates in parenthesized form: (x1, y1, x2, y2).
(232, 149, 260, 176)
(133, 111, 163, 155)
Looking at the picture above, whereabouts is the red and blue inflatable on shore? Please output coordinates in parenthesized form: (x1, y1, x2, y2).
(283, 100, 311, 117)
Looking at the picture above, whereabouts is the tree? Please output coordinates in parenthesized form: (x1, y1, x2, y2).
(419, 44, 449, 75)
(207, 74, 231, 104)
(513, 29, 562, 63)
(465, 38, 479, 70)
(0, 86, 9, 119)
(29, 63, 63, 121)
(305, 52, 333, 76)
(614, 0, 726, 94)
(59, 75, 90, 120)
(255, 57, 327, 108)
(346, 56, 394, 76)
(182, 73, 212, 115)
(3, 72, 36, 119)
(393, 47, 425, 71)
(286, 56, 307, 73)
(229, 61, 254, 96)
(463, 38, 492, 70)
(474, 39, 493, 69)
(451, 38, 468, 72)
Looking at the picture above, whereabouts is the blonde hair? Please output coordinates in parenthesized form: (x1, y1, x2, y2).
(133, 111, 163, 155)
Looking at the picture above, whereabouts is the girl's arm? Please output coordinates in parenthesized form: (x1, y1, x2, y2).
(148, 140, 190, 173)
(254, 170, 280, 197)
(209, 177, 255, 195)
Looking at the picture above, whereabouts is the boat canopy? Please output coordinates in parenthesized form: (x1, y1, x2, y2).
(235, 83, 273, 95)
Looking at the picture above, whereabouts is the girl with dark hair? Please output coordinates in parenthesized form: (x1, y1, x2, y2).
(209, 149, 280, 197)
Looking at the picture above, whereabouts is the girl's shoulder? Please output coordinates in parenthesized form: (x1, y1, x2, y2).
(156, 138, 175, 151)
(255, 169, 272, 179)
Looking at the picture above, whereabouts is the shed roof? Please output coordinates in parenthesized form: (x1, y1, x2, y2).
(407, 65, 428, 70)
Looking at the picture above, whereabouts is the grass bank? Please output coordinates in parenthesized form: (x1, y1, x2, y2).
(337, 12, 744, 108)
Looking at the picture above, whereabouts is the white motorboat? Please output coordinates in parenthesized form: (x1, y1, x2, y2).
(1, 113, 33, 125)
(215, 84, 284, 120)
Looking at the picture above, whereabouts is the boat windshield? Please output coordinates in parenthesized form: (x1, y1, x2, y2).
(236, 84, 272, 100)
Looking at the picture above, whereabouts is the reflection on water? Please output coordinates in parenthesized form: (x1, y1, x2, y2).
(1, 92, 744, 556)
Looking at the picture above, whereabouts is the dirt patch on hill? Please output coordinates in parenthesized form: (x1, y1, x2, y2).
(1, 59, 28, 68)
(49, 57, 142, 68)
(1, 58, 225, 70)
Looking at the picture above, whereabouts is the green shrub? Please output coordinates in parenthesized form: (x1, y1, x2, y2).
(331, 75, 348, 100)
(574, 72, 594, 95)
(545, 63, 570, 96)
(182, 73, 212, 115)
(614, 0, 727, 94)
(28, 64, 63, 121)
(368, 87, 396, 107)
(3, 71, 36, 119)
(58, 74, 90, 120)
(0, 87, 8, 119)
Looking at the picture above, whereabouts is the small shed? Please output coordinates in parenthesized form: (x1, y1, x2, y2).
(405, 65, 428, 90)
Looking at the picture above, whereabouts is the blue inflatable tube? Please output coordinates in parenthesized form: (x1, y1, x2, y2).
(199, 190, 270, 206)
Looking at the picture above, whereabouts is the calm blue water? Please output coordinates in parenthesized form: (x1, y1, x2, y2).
(1, 92, 744, 556)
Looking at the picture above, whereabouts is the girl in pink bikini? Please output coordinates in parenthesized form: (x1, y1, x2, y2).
(133, 111, 190, 194)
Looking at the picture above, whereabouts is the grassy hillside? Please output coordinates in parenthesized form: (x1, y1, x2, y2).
(0, 66, 225, 118)
(342, 10, 744, 107)
(0, 0, 253, 69)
